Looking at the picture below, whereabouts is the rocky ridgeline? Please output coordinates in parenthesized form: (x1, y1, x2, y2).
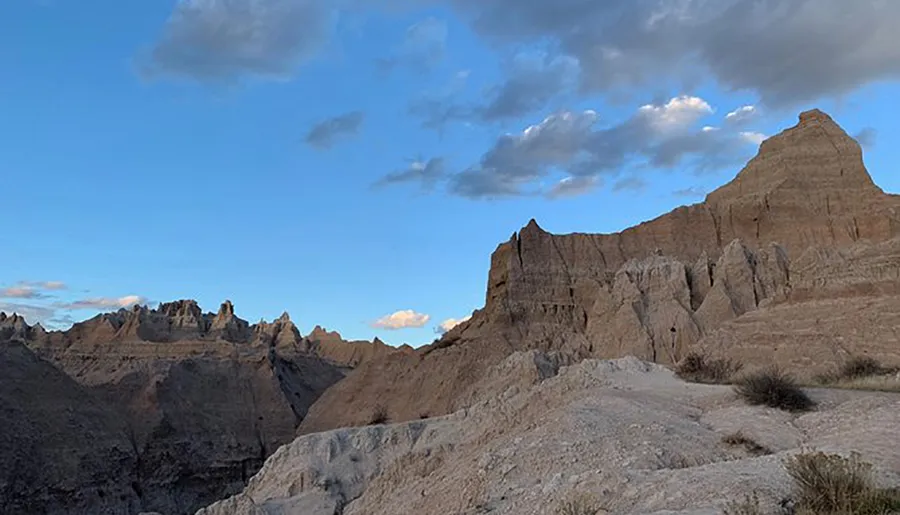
(0, 301, 399, 515)
(298, 109, 900, 433)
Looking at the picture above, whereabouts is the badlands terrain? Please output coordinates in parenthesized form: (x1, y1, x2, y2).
(2, 109, 900, 514)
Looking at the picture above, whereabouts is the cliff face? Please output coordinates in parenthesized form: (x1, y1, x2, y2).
(298, 109, 900, 434)
(0, 302, 395, 515)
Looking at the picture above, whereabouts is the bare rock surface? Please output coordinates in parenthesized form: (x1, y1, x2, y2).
(2, 301, 395, 514)
(202, 354, 900, 515)
(0, 340, 139, 514)
(300, 109, 900, 433)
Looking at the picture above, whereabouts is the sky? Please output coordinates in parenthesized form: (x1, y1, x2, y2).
(1, 0, 899, 346)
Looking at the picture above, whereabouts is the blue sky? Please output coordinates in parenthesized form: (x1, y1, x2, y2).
(1, 0, 899, 346)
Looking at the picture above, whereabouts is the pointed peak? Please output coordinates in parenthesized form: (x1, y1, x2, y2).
(798, 108, 833, 125)
(217, 300, 235, 317)
(518, 218, 545, 238)
(277, 311, 291, 323)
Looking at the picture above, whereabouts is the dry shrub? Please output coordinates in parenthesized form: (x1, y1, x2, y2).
(816, 356, 898, 385)
(675, 352, 743, 384)
(723, 492, 763, 515)
(733, 367, 815, 412)
(784, 451, 900, 514)
(556, 494, 604, 515)
(368, 404, 389, 425)
(721, 431, 772, 456)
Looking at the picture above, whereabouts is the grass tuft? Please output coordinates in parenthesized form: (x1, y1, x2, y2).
(368, 404, 389, 425)
(733, 367, 815, 412)
(723, 492, 763, 515)
(556, 494, 605, 515)
(675, 352, 743, 384)
(784, 451, 900, 515)
(721, 431, 772, 456)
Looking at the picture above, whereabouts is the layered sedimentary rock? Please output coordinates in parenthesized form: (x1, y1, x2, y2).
(203, 354, 900, 515)
(299, 109, 900, 433)
(0, 340, 139, 514)
(2, 302, 393, 514)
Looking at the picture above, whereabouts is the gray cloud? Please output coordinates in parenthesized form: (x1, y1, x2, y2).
(855, 127, 877, 149)
(305, 111, 365, 149)
(612, 177, 647, 192)
(0, 302, 56, 324)
(479, 53, 579, 122)
(386, 95, 762, 199)
(545, 176, 598, 199)
(374, 157, 446, 190)
(382, 0, 900, 108)
(378, 17, 448, 74)
(409, 52, 579, 129)
(673, 186, 707, 199)
(141, 0, 332, 82)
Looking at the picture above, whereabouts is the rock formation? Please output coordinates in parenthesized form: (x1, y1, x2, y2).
(298, 109, 900, 433)
(1, 302, 396, 514)
(202, 353, 900, 515)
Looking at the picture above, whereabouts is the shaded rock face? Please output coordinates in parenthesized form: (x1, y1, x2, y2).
(0, 341, 139, 514)
(299, 109, 900, 433)
(1, 302, 393, 515)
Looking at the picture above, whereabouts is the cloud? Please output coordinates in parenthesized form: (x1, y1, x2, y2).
(141, 0, 332, 82)
(431, 95, 759, 199)
(0, 302, 56, 324)
(419, 0, 900, 108)
(673, 186, 707, 199)
(61, 295, 147, 311)
(378, 17, 448, 73)
(612, 176, 647, 192)
(372, 309, 431, 330)
(374, 157, 445, 190)
(409, 52, 580, 129)
(855, 127, 877, 149)
(724, 105, 759, 126)
(479, 53, 579, 122)
(0, 281, 67, 299)
(546, 176, 598, 199)
(739, 131, 767, 146)
(434, 314, 471, 334)
(448, 109, 599, 198)
(0, 287, 46, 299)
(305, 111, 365, 149)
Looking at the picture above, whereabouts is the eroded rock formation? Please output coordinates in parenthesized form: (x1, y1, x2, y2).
(299, 109, 900, 434)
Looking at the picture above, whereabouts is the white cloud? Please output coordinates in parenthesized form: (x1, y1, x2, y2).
(435, 314, 471, 334)
(638, 95, 713, 131)
(372, 309, 431, 330)
(739, 131, 767, 145)
(62, 295, 147, 310)
(725, 105, 758, 125)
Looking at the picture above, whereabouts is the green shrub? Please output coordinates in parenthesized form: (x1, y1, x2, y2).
(733, 367, 815, 412)
(675, 352, 743, 384)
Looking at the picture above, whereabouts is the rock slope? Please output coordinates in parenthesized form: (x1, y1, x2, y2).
(202, 353, 900, 515)
(1, 301, 395, 514)
(299, 109, 900, 433)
